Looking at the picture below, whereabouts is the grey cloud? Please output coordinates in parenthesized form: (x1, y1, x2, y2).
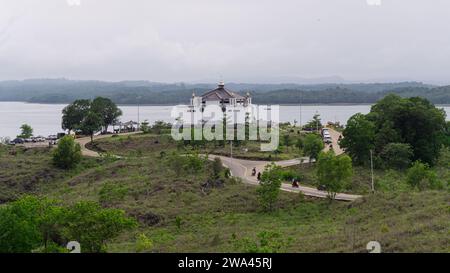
(0, 0, 450, 84)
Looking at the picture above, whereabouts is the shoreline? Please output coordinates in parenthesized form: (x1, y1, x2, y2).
(1, 101, 449, 107)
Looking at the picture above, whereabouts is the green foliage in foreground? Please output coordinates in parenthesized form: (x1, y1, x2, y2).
(0, 196, 136, 253)
(53, 136, 82, 169)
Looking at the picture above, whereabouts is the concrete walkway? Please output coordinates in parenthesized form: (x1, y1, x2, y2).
(323, 127, 344, 155)
(75, 132, 141, 157)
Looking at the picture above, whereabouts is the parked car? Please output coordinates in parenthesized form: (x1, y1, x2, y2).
(317, 184, 327, 191)
(323, 136, 332, 144)
(11, 138, 25, 144)
(47, 135, 58, 141)
(35, 136, 46, 142)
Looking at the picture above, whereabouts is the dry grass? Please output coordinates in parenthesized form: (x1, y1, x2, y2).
(1, 143, 448, 253)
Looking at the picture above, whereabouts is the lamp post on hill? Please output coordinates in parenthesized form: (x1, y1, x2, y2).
(137, 95, 141, 130)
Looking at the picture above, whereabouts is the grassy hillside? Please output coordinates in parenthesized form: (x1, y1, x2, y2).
(86, 132, 302, 161)
(0, 144, 448, 253)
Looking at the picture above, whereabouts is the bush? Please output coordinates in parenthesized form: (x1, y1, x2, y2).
(140, 120, 151, 134)
(303, 134, 324, 162)
(212, 157, 224, 179)
(257, 164, 283, 212)
(436, 146, 450, 169)
(316, 151, 353, 199)
(0, 196, 137, 253)
(232, 231, 292, 253)
(380, 143, 413, 170)
(406, 161, 442, 190)
(281, 170, 304, 182)
(53, 136, 82, 169)
(62, 201, 137, 252)
(375, 170, 409, 192)
(98, 182, 129, 206)
(135, 233, 153, 253)
(169, 153, 205, 176)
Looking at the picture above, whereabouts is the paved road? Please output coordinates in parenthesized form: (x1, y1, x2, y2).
(75, 132, 141, 157)
(76, 131, 361, 201)
(323, 127, 344, 155)
(209, 155, 361, 201)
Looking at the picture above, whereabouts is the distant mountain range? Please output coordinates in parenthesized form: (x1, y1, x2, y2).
(0, 78, 448, 105)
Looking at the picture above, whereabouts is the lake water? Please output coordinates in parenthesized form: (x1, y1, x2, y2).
(0, 102, 449, 139)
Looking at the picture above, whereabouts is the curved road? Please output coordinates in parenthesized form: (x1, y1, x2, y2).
(75, 132, 140, 157)
(208, 155, 361, 202)
(76, 132, 361, 202)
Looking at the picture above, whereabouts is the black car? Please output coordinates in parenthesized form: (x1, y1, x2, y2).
(317, 185, 327, 191)
(12, 138, 25, 144)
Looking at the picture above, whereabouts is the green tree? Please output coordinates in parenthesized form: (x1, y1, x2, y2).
(380, 143, 414, 170)
(257, 163, 283, 212)
(152, 120, 171, 135)
(0, 196, 63, 253)
(52, 136, 82, 169)
(18, 124, 33, 138)
(340, 113, 375, 165)
(62, 201, 137, 253)
(61, 99, 91, 134)
(140, 120, 151, 133)
(295, 137, 304, 150)
(441, 121, 450, 147)
(406, 161, 441, 191)
(0, 197, 136, 253)
(303, 134, 324, 163)
(91, 97, 122, 133)
(316, 151, 353, 200)
(282, 134, 291, 147)
(80, 111, 102, 142)
(368, 95, 447, 165)
(303, 113, 322, 131)
(436, 146, 450, 169)
(212, 157, 224, 179)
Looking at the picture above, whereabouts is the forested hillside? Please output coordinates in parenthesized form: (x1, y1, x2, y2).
(0, 79, 448, 104)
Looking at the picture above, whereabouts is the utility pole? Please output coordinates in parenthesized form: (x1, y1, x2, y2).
(370, 149, 375, 193)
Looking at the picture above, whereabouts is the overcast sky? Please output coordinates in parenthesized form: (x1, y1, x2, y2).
(1, 0, 450, 84)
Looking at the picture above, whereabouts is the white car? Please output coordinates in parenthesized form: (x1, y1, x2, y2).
(35, 136, 46, 142)
(47, 135, 58, 141)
